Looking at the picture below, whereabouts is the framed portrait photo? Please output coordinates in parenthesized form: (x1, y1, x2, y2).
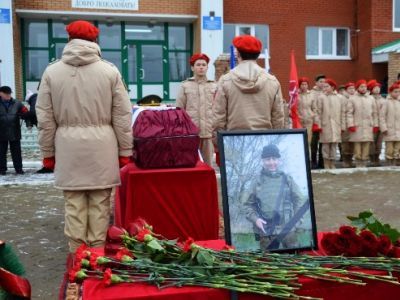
(218, 129, 318, 253)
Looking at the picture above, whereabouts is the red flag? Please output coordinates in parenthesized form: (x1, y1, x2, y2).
(288, 50, 302, 129)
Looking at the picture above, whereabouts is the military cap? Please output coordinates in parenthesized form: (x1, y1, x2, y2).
(367, 79, 381, 91)
(137, 94, 162, 106)
(315, 74, 326, 82)
(190, 53, 210, 66)
(389, 83, 400, 93)
(0, 86, 12, 94)
(325, 78, 337, 90)
(66, 20, 99, 42)
(261, 144, 281, 159)
(355, 79, 367, 89)
(233, 35, 262, 53)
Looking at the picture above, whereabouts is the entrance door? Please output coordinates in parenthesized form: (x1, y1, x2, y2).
(124, 41, 168, 101)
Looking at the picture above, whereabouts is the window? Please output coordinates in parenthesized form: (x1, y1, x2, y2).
(223, 23, 269, 56)
(306, 27, 350, 60)
(168, 24, 191, 82)
(24, 20, 48, 47)
(394, 0, 400, 31)
(125, 23, 164, 40)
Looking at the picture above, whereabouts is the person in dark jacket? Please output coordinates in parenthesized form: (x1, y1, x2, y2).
(25, 90, 38, 128)
(0, 86, 30, 175)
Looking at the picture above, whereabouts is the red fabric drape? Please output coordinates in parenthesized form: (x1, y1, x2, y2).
(115, 161, 219, 241)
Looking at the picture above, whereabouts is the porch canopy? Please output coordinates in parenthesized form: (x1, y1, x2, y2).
(372, 39, 400, 63)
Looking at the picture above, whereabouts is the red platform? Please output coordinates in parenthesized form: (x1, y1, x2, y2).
(114, 161, 219, 241)
(79, 239, 400, 300)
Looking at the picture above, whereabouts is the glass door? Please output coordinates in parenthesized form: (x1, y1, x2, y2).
(124, 41, 168, 101)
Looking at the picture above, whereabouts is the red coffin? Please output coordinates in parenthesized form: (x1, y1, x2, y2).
(132, 107, 200, 169)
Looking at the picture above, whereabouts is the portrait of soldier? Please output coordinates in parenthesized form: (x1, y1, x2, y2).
(243, 144, 309, 251)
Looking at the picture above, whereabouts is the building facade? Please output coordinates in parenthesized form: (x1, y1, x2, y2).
(1, 0, 400, 102)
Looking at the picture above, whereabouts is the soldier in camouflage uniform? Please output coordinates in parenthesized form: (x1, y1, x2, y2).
(244, 144, 306, 251)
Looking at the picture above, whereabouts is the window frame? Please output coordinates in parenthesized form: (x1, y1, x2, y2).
(393, 0, 400, 32)
(305, 26, 351, 60)
(224, 23, 269, 58)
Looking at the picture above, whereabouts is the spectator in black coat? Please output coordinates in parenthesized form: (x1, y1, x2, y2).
(0, 86, 30, 175)
(25, 90, 38, 128)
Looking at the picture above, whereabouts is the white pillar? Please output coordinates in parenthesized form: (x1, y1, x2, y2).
(0, 0, 15, 92)
(200, 0, 223, 80)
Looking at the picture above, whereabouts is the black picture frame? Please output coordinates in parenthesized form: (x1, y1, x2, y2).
(218, 129, 318, 253)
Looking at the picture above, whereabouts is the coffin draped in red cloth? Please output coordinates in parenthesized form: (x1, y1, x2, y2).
(114, 161, 219, 241)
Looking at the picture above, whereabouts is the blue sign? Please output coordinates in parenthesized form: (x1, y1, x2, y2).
(203, 16, 221, 30)
(0, 8, 10, 24)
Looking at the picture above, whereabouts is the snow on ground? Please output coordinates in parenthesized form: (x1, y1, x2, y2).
(1, 164, 54, 186)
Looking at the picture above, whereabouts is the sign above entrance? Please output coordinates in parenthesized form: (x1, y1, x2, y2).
(202, 16, 221, 30)
(0, 8, 11, 24)
(71, 0, 139, 10)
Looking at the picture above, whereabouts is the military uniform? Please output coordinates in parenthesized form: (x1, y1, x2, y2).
(370, 94, 385, 166)
(244, 168, 306, 250)
(176, 77, 216, 166)
(310, 86, 324, 169)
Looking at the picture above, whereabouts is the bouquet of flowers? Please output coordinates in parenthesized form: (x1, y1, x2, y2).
(321, 211, 400, 257)
(69, 218, 400, 300)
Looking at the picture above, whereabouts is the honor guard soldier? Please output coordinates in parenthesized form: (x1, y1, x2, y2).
(176, 53, 216, 166)
(36, 20, 133, 252)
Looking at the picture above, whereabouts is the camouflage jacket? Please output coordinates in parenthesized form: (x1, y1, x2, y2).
(244, 169, 305, 234)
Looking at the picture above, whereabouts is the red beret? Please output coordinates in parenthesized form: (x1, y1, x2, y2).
(325, 78, 337, 90)
(189, 53, 210, 66)
(66, 20, 99, 42)
(233, 35, 262, 53)
(298, 77, 310, 86)
(355, 79, 367, 89)
(389, 83, 400, 92)
(345, 82, 355, 89)
(367, 79, 381, 91)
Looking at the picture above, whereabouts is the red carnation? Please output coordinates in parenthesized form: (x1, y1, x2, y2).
(135, 229, 152, 242)
(183, 237, 195, 253)
(103, 268, 113, 286)
(68, 265, 80, 282)
(89, 252, 99, 269)
(377, 235, 392, 256)
(116, 248, 134, 261)
(75, 243, 90, 260)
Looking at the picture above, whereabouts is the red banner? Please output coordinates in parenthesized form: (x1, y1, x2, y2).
(288, 50, 302, 129)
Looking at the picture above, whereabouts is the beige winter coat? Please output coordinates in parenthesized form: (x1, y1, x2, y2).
(36, 39, 133, 190)
(341, 95, 351, 142)
(213, 60, 284, 137)
(372, 94, 386, 122)
(176, 77, 217, 138)
(314, 92, 346, 143)
(346, 92, 378, 142)
(379, 96, 400, 142)
(310, 86, 323, 123)
(298, 90, 314, 128)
